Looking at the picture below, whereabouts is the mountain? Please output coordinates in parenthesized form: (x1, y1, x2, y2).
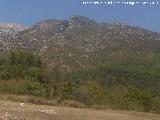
(0, 23, 28, 52)
(0, 16, 160, 70)
(0, 23, 28, 31)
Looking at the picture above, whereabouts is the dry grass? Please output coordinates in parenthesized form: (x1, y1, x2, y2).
(0, 100, 160, 120)
(0, 94, 57, 106)
(0, 94, 86, 109)
(60, 99, 86, 108)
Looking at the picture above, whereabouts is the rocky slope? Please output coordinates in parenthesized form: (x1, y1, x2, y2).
(0, 23, 28, 31)
(0, 16, 160, 70)
(0, 23, 28, 52)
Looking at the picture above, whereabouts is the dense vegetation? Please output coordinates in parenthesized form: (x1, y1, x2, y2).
(0, 51, 160, 113)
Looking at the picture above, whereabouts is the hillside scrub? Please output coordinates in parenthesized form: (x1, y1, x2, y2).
(0, 51, 160, 113)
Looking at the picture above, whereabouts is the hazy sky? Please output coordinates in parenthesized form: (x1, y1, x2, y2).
(0, 0, 160, 32)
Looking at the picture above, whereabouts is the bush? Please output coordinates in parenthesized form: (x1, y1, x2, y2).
(61, 82, 77, 99)
(151, 97, 160, 113)
(75, 81, 105, 105)
(25, 77, 46, 96)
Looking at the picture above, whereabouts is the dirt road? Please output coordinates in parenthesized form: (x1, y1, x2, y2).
(0, 100, 159, 120)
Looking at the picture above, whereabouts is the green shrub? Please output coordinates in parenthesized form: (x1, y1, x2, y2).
(60, 82, 77, 100)
(25, 77, 45, 96)
(75, 81, 105, 105)
(151, 97, 160, 113)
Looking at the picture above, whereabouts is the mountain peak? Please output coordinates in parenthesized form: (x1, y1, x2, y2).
(69, 15, 96, 26)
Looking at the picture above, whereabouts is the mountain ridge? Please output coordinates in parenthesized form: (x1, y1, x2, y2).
(0, 16, 160, 70)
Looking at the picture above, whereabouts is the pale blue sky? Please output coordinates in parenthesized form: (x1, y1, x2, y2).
(0, 0, 160, 32)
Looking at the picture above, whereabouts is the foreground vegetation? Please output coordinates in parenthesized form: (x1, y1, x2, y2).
(0, 51, 160, 113)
